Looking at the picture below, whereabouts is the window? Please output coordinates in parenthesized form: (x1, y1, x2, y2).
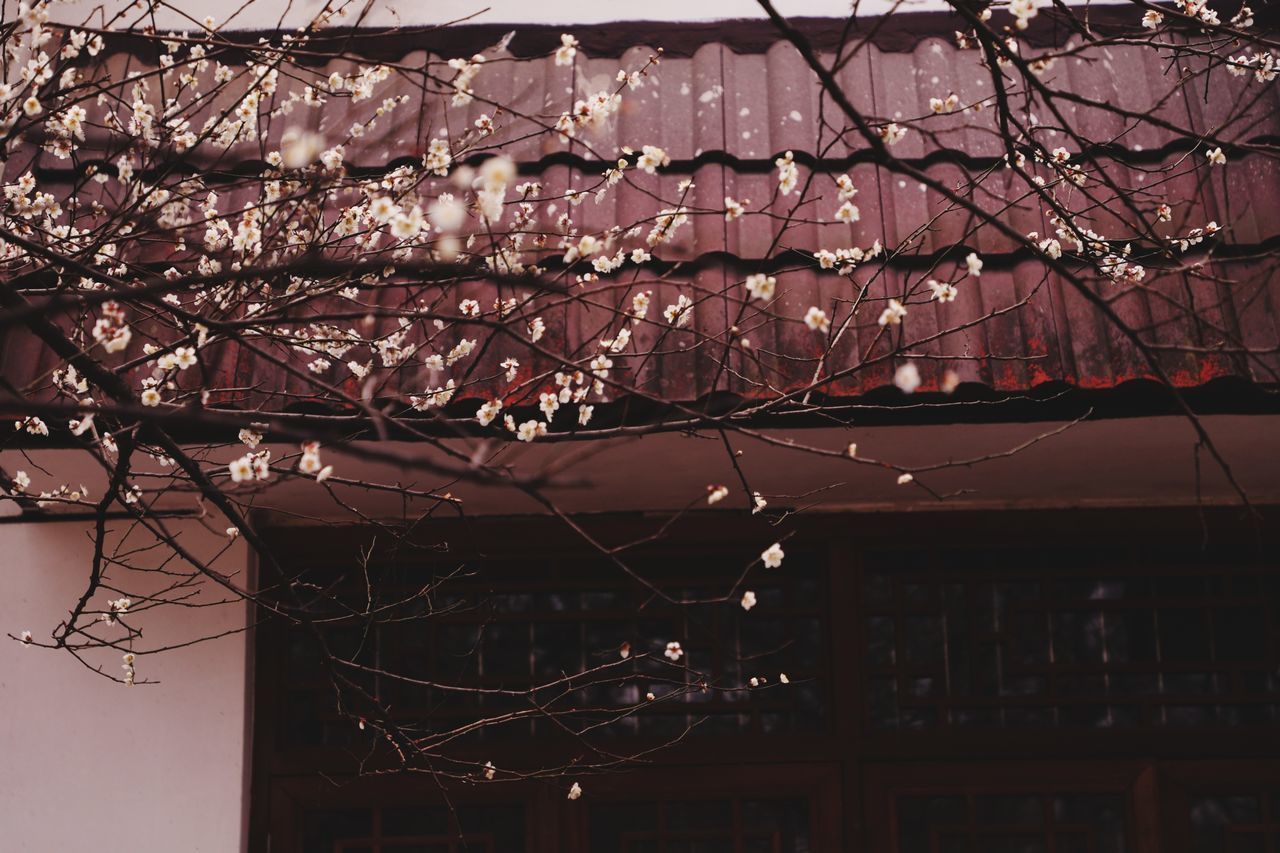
(1191, 792, 1280, 853)
(277, 553, 828, 750)
(302, 804, 526, 853)
(862, 547, 1280, 730)
(254, 514, 1280, 853)
(897, 793, 1128, 853)
(588, 797, 811, 853)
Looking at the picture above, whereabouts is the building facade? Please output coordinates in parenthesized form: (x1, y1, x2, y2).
(2, 3, 1279, 851)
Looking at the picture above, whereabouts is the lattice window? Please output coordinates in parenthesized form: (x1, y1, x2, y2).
(588, 797, 810, 853)
(302, 804, 526, 853)
(281, 554, 827, 747)
(1191, 789, 1280, 853)
(896, 793, 1129, 853)
(862, 546, 1280, 729)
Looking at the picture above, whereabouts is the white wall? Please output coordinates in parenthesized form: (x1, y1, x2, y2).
(0, 519, 251, 852)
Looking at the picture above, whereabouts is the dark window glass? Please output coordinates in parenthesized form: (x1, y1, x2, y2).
(303, 804, 524, 853)
(862, 547, 1279, 729)
(281, 554, 828, 746)
(589, 797, 809, 852)
(1191, 791, 1280, 853)
(897, 793, 1127, 853)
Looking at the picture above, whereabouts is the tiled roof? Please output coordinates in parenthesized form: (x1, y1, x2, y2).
(4, 13, 1279, 421)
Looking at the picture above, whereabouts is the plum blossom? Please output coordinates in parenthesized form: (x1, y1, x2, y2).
(804, 306, 830, 333)
(835, 173, 857, 200)
(775, 150, 798, 195)
(636, 145, 670, 174)
(664, 294, 694, 327)
(555, 34, 579, 67)
(927, 279, 958, 302)
(228, 456, 254, 483)
(741, 591, 757, 611)
(878, 299, 907, 326)
(516, 420, 546, 442)
(879, 123, 908, 145)
(1010, 0, 1038, 29)
(744, 273, 777, 302)
(929, 94, 959, 114)
(834, 201, 860, 223)
(664, 641, 684, 661)
(298, 442, 322, 475)
(476, 400, 502, 426)
(92, 301, 132, 354)
(427, 192, 463, 233)
(894, 362, 922, 394)
(539, 392, 561, 421)
(761, 543, 785, 568)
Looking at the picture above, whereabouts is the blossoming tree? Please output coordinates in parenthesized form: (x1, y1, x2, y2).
(1, 0, 1276, 789)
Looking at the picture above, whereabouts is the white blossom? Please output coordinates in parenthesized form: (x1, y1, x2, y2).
(804, 306, 830, 333)
(775, 150, 798, 195)
(894, 362, 922, 394)
(516, 420, 546, 442)
(636, 145, 670, 174)
(927, 279, 958, 302)
(555, 34, 579, 67)
(744, 273, 777, 302)
(228, 455, 254, 483)
(878, 299, 907, 326)
(477, 400, 503, 426)
(298, 442, 322, 475)
(834, 201, 860, 223)
(539, 392, 561, 421)
(761, 542, 785, 569)
(664, 294, 694, 328)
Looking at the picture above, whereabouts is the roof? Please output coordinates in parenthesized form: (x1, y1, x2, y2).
(2, 10, 1279, 431)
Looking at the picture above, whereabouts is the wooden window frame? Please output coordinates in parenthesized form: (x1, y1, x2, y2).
(250, 507, 1280, 852)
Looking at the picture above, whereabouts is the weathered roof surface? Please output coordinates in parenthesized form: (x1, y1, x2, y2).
(3, 12, 1279, 421)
